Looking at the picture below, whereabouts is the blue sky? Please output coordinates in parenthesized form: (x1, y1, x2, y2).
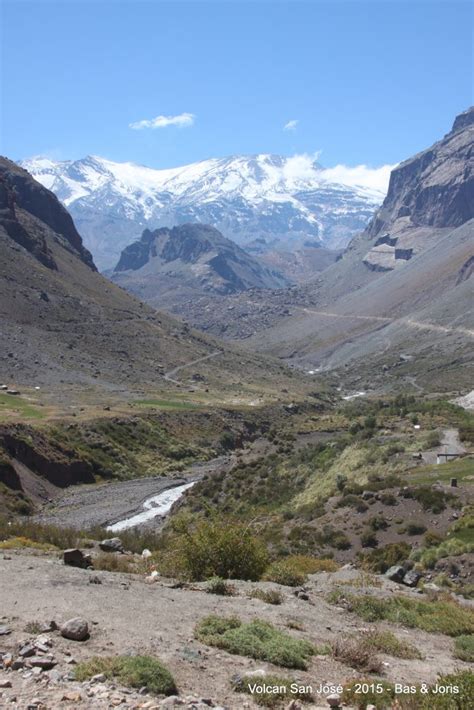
(1, 0, 472, 170)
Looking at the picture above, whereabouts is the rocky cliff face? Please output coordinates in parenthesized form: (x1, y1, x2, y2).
(0, 157, 95, 270)
(361, 107, 473, 270)
(112, 223, 290, 305)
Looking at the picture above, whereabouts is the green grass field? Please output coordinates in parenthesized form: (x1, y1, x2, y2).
(0, 393, 46, 421)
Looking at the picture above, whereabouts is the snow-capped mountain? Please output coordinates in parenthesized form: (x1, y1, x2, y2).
(20, 154, 390, 270)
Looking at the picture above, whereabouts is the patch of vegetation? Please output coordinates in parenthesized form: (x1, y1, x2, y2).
(401, 485, 459, 513)
(263, 555, 338, 586)
(0, 535, 56, 551)
(328, 590, 474, 636)
(92, 553, 141, 574)
(249, 588, 283, 605)
(362, 629, 423, 659)
(412, 537, 474, 569)
(453, 635, 474, 662)
(360, 529, 378, 548)
(342, 671, 474, 710)
(0, 393, 46, 421)
(206, 576, 235, 596)
(332, 635, 382, 672)
(158, 517, 268, 581)
(336, 494, 368, 513)
(359, 542, 411, 573)
(232, 673, 314, 707)
(195, 615, 315, 669)
(24, 620, 43, 634)
(74, 655, 176, 695)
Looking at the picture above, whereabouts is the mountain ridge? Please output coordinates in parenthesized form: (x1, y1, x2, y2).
(19, 153, 389, 270)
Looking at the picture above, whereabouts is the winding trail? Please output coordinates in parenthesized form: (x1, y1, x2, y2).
(164, 350, 223, 384)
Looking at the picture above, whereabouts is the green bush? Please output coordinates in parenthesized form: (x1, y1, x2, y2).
(359, 542, 411, 573)
(195, 615, 314, 669)
(206, 576, 235, 595)
(454, 634, 474, 662)
(264, 555, 338, 586)
(74, 655, 176, 695)
(360, 530, 378, 548)
(168, 518, 268, 581)
(336, 495, 368, 513)
(249, 588, 283, 605)
(328, 590, 474, 636)
(406, 521, 427, 536)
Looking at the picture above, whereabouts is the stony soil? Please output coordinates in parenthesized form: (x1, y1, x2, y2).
(1, 551, 471, 709)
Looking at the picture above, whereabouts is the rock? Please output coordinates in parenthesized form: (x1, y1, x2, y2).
(61, 691, 83, 702)
(403, 570, 421, 588)
(244, 669, 267, 678)
(39, 621, 58, 633)
(424, 582, 441, 593)
(0, 625, 12, 635)
(385, 565, 405, 583)
(28, 655, 57, 669)
(89, 575, 102, 585)
(0, 679, 12, 688)
(63, 549, 92, 568)
(326, 693, 341, 708)
(12, 659, 25, 670)
(361, 490, 374, 500)
(142, 548, 152, 558)
(19, 644, 36, 657)
(91, 673, 106, 682)
(99, 537, 124, 552)
(60, 617, 89, 641)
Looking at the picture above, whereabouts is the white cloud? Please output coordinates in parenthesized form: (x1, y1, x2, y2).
(129, 112, 195, 130)
(320, 163, 395, 195)
(283, 119, 299, 131)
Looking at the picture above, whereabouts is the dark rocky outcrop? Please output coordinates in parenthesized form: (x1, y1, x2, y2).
(0, 158, 95, 269)
(367, 107, 474, 239)
(112, 223, 289, 305)
(0, 425, 95, 488)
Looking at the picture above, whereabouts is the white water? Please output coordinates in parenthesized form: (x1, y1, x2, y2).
(342, 391, 367, 401)
(106, 482, 196, 532)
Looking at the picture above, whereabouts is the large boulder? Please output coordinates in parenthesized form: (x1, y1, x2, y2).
(385, 565, 405, 583)
(60, 618, 89, 641)
(99, 537, 124, 553)
(63, 549, 92, 569)
(403, 570, 421, 588)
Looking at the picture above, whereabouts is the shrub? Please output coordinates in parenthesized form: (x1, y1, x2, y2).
(368, 515, 388, 531)
(454, 634, 474, 662)
(360, 530, 378, 548)
(195, 615, 315, 669)
(249, 588, 283, 605)
(403, 486, 457, 513)
(232, 673, 313, 707)
(92, 553, 139, 574)
(264, 555, 338, 586)
(166, 518, 268, 581)
(359, 542, 411, 573)
(423, 530, 444, 548)
(206, 576, 235, 596)
(379, 492, 397, 506)
(362, 629, 423, 659)
(406, 521, 427, 536)
(328, 590, 474, 636)
(332, 635, 382, 672)
(336, 495, 368, 513)
(74, 655, 176, 695)
(264, 560, 305, 587)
